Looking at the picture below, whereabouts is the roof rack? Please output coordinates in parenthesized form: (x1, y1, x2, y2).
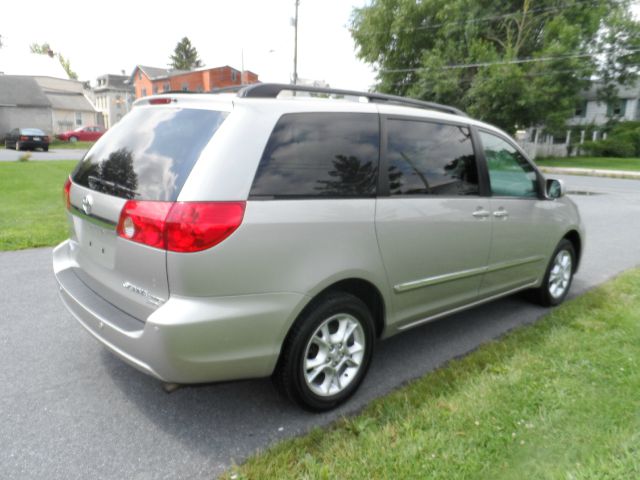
(233, 83, 466, 117)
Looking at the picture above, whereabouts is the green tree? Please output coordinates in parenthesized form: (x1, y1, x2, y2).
(30, 42, 78, 79)
(351, 0, 640, 133)
(169, 37, 203, 70)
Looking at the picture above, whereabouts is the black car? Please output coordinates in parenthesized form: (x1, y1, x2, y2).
(4, 128, 50, 151)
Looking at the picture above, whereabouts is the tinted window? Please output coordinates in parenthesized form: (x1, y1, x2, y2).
(21, 128, 46, 135)
(480, 131, 538, 197)
(250, 113, 379, 198)
(387, 120, 478, 196)
(72, 107, 227, 201)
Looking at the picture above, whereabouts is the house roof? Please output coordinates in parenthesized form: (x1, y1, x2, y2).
(95, 74, 132, 91)
(0, 75, 96, 111)
(46, 92, 95, 111)
(132, 65, 189, 81)
(34, 77, 96, 112)
(0, 76, 51, 107)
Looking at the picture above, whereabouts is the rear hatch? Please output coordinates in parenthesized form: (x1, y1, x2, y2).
(66, 104, 229, 320)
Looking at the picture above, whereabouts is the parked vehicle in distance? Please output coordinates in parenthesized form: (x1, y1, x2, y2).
(56, 125, 106, 142)
(4, 128, 50, 151)
(53, 84, 585, 411)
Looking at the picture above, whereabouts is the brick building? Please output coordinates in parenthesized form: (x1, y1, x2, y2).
(129, 65, 259, 98)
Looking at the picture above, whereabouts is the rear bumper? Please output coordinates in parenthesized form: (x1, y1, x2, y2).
(53, 240, 308, 383)
(17, 140, 48, 149)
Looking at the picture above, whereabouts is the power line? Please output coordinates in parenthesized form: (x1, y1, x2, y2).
(379, 49, 640, 73)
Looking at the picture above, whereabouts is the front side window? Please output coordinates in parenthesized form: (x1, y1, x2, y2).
(480, 131, 538, 198)
(250, 113, 379, 198)
(386, 120, 478, 196)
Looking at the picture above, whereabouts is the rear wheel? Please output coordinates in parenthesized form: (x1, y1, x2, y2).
(43, 146, 49, 152)
(274, 292, 375, 411)
(533, 239, 575, 307)
(69, 136, 78, 143)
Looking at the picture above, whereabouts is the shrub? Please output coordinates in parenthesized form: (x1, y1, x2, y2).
(581, 121, 640, 157)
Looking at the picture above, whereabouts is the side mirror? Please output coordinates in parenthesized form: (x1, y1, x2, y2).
(546, 178, 566, 199)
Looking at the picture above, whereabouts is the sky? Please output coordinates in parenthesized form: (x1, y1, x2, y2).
(0, 0, 376, 90)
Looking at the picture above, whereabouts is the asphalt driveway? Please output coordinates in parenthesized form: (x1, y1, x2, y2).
(0, 148, 86, 161)
(1, 174, 639, 479)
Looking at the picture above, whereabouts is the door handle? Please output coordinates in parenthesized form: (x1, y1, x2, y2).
(493, 208, 509, 219)
(472, 208, 490, 219)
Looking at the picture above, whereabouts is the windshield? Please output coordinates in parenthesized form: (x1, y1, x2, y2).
(72, 107, 228, 201)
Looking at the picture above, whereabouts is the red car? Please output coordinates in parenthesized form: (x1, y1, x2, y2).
(57, 125, 106, 142)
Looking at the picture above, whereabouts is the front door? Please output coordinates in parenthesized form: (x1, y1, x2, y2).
(477, 130, 553, 297)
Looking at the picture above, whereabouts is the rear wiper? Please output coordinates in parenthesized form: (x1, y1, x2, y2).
(87, 176, 139, 197)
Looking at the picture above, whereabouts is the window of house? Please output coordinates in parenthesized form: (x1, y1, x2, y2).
(75, 112, 82, 126)
(231, 70, 238, 82)
(138, 71, 142, 80)
(181, 83, 189, 92)
(163, 82, 170, 92)
(152, 85, 158, 94)
(479, 131, 538, 198)
(250, 113, 380, 198)
(574, 101, 588, 117)
(386, 120, 478, 196)
(607, 99, 627, 117)
(141, 88, 147, 97)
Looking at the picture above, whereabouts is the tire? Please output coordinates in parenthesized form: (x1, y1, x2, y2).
(274, 292, 375, 411)
(532, 239, 576, 307)
(43, 146, 49, 152)
(69, 136, 78, 143)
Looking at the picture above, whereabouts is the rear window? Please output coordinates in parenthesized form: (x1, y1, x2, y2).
(21, 128, 45, 135)
(72, 107, 227, 201)
(250, 113, 379, 198)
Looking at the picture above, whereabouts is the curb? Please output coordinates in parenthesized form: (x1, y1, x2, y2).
(539, 166, 640, 181)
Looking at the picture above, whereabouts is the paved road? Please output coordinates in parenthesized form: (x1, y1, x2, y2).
(0, 149, 86, 161)
(1, 175, 639, 480)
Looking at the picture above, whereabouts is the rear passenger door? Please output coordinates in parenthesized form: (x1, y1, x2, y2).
(375, 117, 493, 329)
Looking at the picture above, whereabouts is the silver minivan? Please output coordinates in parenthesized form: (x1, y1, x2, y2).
(53, 84, 584, 410)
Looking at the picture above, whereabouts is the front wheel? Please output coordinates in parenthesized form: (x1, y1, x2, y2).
(274, 292, 375, 411)
(533, 239, 576, 307)
(69, 136, 78, 143)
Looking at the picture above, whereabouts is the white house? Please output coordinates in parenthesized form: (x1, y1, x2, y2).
(92, 74, 135, 129)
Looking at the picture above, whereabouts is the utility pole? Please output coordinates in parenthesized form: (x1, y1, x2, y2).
(292, 0, 299, 85)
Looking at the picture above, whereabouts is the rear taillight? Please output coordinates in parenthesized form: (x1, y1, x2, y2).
(63, 177, 72, 210)
(116, 201, 245, 252)
(20, 135, 28, 141)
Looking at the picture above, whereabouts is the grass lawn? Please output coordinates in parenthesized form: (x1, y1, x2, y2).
(49, 140, 95, 150)
(0, 160, 76, 251)
(226, 270, 640, 480)
(535, 156, 640, 171)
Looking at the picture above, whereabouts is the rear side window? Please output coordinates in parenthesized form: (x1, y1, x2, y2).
(72, 107, 227, 201)
(386, 120, 478, 196)
(250, 113, 379, 198)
